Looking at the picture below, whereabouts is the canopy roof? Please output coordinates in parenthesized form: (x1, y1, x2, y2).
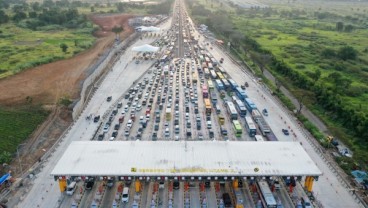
(51, 141, 322, 177)
(132, 44, 159, 52)
(136, 26, 160, 32)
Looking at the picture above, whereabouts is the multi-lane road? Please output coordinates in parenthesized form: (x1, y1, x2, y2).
(10, 0, 362, 207)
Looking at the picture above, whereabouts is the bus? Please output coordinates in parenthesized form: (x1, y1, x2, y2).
(235, 87, 247, 100)
(226, 102, 238, 120)
(257, 181, 277, 208)
(210, 70, 217, 79)
(204, 68, 210, 79)
(215, 79, 224, 90)
(204, 98, 212, 115)
(207, 80, 214, 90)
(244, 98, 257, 112)
(245, 117, 257, 137)
(227, 79, 238, 90)
(232, 120, 242, 137)
(234, 99, 247, 117)
(216, 72, 225, 80)
(255, 135, 265, 142)
(210, 91, 217, 104)
(202, 85, 209, 98)
(208, 63, 214, 70)
(221, 79, 231, 90)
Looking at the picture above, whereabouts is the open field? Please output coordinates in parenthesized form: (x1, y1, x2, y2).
(189, 0, 368, 170)
(0, 23, 96, 78)
(0, 106, 48, 157)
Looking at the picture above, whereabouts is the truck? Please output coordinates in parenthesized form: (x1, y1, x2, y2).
(166, 108, 171, 121)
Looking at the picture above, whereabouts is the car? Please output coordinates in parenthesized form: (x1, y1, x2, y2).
(97, 134, 104, 141)
(127, 120, 133, 128)
(152, 132, 158, 141)
(103, 124, 110, 133)
(109, 136, 115, 141)
(106, 96, 112, 102)
(114, 124, 120, 130)
(198, 132, 203, 140)
(173, 181, 180, 190)
(93, 115, 100, 123)
(112, 130, 118, 137)
(262, 108, 268, 116)
(282, 129, 290, 135)
(106, 178, 114, 188)
(159, 181, 165, 189)
(85, 178, 95, 190)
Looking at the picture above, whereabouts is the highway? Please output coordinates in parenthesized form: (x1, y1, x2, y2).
(11, 0, 362, 207)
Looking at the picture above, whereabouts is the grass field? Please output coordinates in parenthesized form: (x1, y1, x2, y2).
(189, 0, 368, 169)
(0, 106, 49, 161)
(0, 23, 96, 79)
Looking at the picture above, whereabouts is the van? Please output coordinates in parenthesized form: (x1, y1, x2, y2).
(66, 181, 77, 196)
(122, 187, 129, 203)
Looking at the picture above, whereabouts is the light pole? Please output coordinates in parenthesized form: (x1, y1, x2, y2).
(17, 143, 27, 174)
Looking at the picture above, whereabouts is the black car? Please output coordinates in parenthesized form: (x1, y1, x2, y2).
(205, 181, 211, 188)
(97, 134, 104, 141)
(282, 129, 290, 135)
(107, 96, 112, 102)
(173, 181, 180, 190)
(112, 130, 118, 137)
(238, 179, 243, 188)
(222, 193, 232, 207)
(85, 178, 95, 190)
(93, 115, 100, 123)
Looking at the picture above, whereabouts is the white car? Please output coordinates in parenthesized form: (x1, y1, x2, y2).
(103, 124, 110, 133)
(127, 120, 133, 128)
(109, 137, 115, 141)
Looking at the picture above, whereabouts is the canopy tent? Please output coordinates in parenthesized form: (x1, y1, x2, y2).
(135, 26, 161, 32)
(132, 44, 159, 52)
(0, 173, 10, 185)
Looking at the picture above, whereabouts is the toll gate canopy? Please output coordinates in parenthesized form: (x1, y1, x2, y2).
(51, 141, 322, 177)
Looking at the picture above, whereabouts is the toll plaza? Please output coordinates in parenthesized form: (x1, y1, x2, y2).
(51, 141, 321, 192)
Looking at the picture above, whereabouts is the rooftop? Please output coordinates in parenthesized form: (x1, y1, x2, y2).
(51, 141, 322, 177)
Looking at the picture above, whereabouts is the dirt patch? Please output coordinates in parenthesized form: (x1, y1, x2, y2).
(0, 13, 134, 106)
(0, 13, 134, 177)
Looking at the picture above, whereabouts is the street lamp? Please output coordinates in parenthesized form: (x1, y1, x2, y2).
(17, 143, 27, 174)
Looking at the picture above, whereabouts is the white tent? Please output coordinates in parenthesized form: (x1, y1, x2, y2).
(135, 26, 160, 32)
(132, 44, 159, 52)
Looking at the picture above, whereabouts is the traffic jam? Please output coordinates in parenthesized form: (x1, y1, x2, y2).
(63, 1, 310, 208)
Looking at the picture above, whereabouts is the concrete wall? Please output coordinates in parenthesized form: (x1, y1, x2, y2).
(72, 33, 138, 120)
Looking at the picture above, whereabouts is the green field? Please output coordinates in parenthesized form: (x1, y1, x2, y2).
(0, 106, 49, 164)
(0, 23, 96, 79)
(188, 0, 368, 170)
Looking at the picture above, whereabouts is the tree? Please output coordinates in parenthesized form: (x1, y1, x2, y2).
(90, 6, 94, 12)
(321, 48, 335, 58)
(344, 24, 354, 32)
(117, 2, 124, 12)
(336, 21, 344, 31)
(112, 25, 124, 40)
(60, 43, 68, 53)
(12, 11, 27, 22)
(311, 69, 321, 81)
(328, 72, 352, 93)
(338, 46, 357, 60)
(0, 10, 9, 24)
